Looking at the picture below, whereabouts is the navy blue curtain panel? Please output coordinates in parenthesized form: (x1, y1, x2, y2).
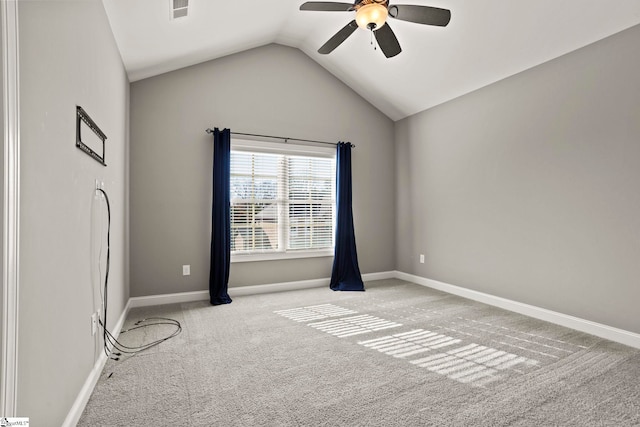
(330, 142, 365, 291)
(209, 128, 233, 305)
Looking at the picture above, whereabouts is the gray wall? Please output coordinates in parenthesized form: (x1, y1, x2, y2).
(396, 24, 640, 334)
(0, 3, 5, 395)
(130, 44, 395, 297)
(18, 1, 129, 424)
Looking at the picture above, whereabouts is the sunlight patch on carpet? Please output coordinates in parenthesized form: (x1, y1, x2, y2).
(309, 314, 403, 338)
(274, 304, 358, 322)
(358, 329, 540, 387)
(275, 303, 542, 388)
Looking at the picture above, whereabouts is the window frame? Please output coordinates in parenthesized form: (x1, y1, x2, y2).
(229, 138, 336, 263)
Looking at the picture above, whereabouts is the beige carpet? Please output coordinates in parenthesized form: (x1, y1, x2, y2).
(79, 279, 640, 426)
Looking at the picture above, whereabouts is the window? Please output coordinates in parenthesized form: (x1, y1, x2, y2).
(230, 139, 336, 262)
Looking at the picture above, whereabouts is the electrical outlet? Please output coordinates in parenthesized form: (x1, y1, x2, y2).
(95, 179, 105, 193)
(419, 254, 425, 264)
(91, 312, 98, 336)
(182, 265, 191, 276)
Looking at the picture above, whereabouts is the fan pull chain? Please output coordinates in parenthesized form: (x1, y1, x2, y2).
(370, 28, 377, 51)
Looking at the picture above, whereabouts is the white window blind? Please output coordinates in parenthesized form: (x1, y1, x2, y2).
(230, 151, 280, 252)
(230, 141, 336, 260)
(288, 155, 335, 250)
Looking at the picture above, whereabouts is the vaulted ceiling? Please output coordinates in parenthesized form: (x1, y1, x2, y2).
(102, 0, 640, 121)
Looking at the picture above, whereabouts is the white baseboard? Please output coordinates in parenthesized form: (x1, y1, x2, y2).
(362, 271, 396, 281)
(231, 277, 328, 297)
(62, 299, 132, 427)
(395, 271, 640, 350)
(129, 290, 209, 308)
(128, 271, 396, 307)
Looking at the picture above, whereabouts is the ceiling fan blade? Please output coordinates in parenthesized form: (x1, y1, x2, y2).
(375, 22, 402, 58)
(318, 20, 358, 54)
(388, 5, 451, 26)
(300, 2, 354, 11)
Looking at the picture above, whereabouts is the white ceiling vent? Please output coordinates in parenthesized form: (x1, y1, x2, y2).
(171, 0, 189, 20)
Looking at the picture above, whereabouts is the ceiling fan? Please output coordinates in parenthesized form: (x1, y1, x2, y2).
(300, 0, 451, 58)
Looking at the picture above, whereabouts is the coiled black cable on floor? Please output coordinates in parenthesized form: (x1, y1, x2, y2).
(95, 187, 181, 360)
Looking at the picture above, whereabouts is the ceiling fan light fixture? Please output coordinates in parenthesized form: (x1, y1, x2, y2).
(355, 3, 388, 30)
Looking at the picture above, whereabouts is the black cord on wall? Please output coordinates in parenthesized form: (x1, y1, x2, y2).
(95, 187, 181, 361)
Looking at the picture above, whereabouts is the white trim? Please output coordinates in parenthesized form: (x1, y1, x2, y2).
(230, 277, 328, 297)
(395, 271, 640, 350)
(362, 271, 396, 281)
(61, 299, 132, 427)
(128, 271, 395, 308)
(129, 278, 328, 308)
(1, 0, 20, 416)
(232, 138, 335, 157)
(129, 290, 209, 308)
(231, 249, 333, 263)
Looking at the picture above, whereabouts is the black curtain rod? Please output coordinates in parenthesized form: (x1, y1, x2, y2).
(205, 129, 355, 148)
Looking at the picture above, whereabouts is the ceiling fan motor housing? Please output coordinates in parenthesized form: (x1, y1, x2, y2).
(355, 0, 389, 30)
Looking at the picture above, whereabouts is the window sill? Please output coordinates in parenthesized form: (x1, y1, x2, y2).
(231, 249, 334, 263)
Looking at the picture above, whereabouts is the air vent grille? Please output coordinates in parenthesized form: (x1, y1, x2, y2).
(171, 0, 188, 20)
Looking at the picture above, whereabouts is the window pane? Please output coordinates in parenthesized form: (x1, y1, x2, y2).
(289, 226, 310, 249)
(230, 177, 252, 199)
(230, 152, 253, 174)
(310, 180, 332, 200)
(286, 156, 334, 251)
(230, 150, 281, 253)
(231, 202, 279, 252)
(312, 225, 333, 247)
(254, 179, 277, 200)
(289, 203, 310, 223)
(289, 157, 333, 178)
(288, 156, 334, 204)
(287, 202, 333, 250)
(312, 203, 332, 220)
(231, 227, 276, 251)
(253, 154, 279, 176)
(289, 179, 308, 201)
